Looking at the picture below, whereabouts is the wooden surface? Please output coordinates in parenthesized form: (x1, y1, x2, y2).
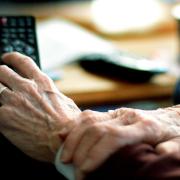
(56, 63, 177, 106)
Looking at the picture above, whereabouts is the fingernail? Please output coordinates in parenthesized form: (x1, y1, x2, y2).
(80, 159, 92, 171)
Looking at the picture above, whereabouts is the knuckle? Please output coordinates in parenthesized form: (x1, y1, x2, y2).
(82, 110, 93, 115)
(0, 65, 9, 72)
(20, 80, 38, 93)
(39, 72, 49, 80)
(81, 116, 96, 125)
(21, 57, 34, 66)
(114, 107, 130, 116)
(81, 110, 96, 121)
(38, 72, 54, 86)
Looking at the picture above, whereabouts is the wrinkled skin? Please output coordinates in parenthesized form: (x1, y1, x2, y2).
(1, 53, 180, 180)
(60, 107, 180, 180)
(0, 52, 81, 162)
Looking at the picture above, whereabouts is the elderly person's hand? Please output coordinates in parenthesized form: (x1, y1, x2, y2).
(60, 107, 180, 179)
(0, 52, 81, 162)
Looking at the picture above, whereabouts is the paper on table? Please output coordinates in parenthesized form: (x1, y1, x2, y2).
(37, 19, 118, 71)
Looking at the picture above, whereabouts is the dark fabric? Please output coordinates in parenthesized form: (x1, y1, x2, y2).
(0, 133, 66, 179)
(85, 144, 180, 180)
(173, 80, 180, 105)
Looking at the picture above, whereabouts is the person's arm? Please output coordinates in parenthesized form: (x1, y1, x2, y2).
(1, 52, 180, 179)
(0, 52, 114, 164)
(0, 52, 82, 162)
(60, 107, 180, 179)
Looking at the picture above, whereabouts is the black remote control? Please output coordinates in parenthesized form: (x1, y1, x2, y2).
(78, 52, 168, 83)
(0, 16, 40, 68)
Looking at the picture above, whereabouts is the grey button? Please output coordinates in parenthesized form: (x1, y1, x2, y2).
(3, 45, 13, 52)
(19, 33, 26, 39)
(28, 38, 35, 44)
(25, 45, 34, 55)
(14, 46, 24, 53)
(10, 28, 17, 33)
(18, 28, 25, 33)
(10, 33, 17, 38)
(1, 38, 9, 44)
(12, 40, 26, 48)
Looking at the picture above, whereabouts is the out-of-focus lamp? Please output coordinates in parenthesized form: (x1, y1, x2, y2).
(91, 0, 165, 34)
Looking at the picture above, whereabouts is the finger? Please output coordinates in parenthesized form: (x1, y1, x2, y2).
(2, 52, 41, 79)
(80, 124, 147, 172)
(60, 110, 113, 163)
(116, 108, 144, 125)
(72, 117, 133, 166)
(73, 123, 106, 166)
(60, 122, 92, 163)
(59, 120, 79, 139)
(59, 110, 114, 138)
(0, 83, 12, 105)
(155, 137, 180, 154)
(0, 65, 25, 90)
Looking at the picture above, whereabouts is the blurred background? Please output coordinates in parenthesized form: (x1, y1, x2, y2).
(0, 0, 180, 111)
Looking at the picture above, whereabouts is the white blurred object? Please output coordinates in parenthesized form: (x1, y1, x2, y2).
(91, 0, 166, 34)
(37, 19, 118, 71)
(172, 3, 180, 19)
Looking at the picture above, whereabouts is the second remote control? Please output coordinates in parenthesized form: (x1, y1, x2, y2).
(0, 16, 40, 68)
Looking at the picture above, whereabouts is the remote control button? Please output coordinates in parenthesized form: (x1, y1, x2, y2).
(26, 17, 33, 26)
(1, 33, 10, 38)
(27, 29, 33, 33)
(1, 38, 9, 44)
(18, 18, 25, 27)
(27, 38, 35, 44)
(9, 18, 17, 27)
(0, 17, 7, 26)
(27, 33, 34, 38)
(3, 45, 13, 53)
(2, 28, 9, 33)
(19, 33, 26, 39)
(10, 34, 18, 39)
(10, 28, 17, 33)
(14, 46, 24, 53)
(25, 45, 34, 55)
(12, 40, 26, 48)
(18, 28, 25, 33)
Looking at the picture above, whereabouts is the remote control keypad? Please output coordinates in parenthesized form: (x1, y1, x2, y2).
(0, 16, 40, 67)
